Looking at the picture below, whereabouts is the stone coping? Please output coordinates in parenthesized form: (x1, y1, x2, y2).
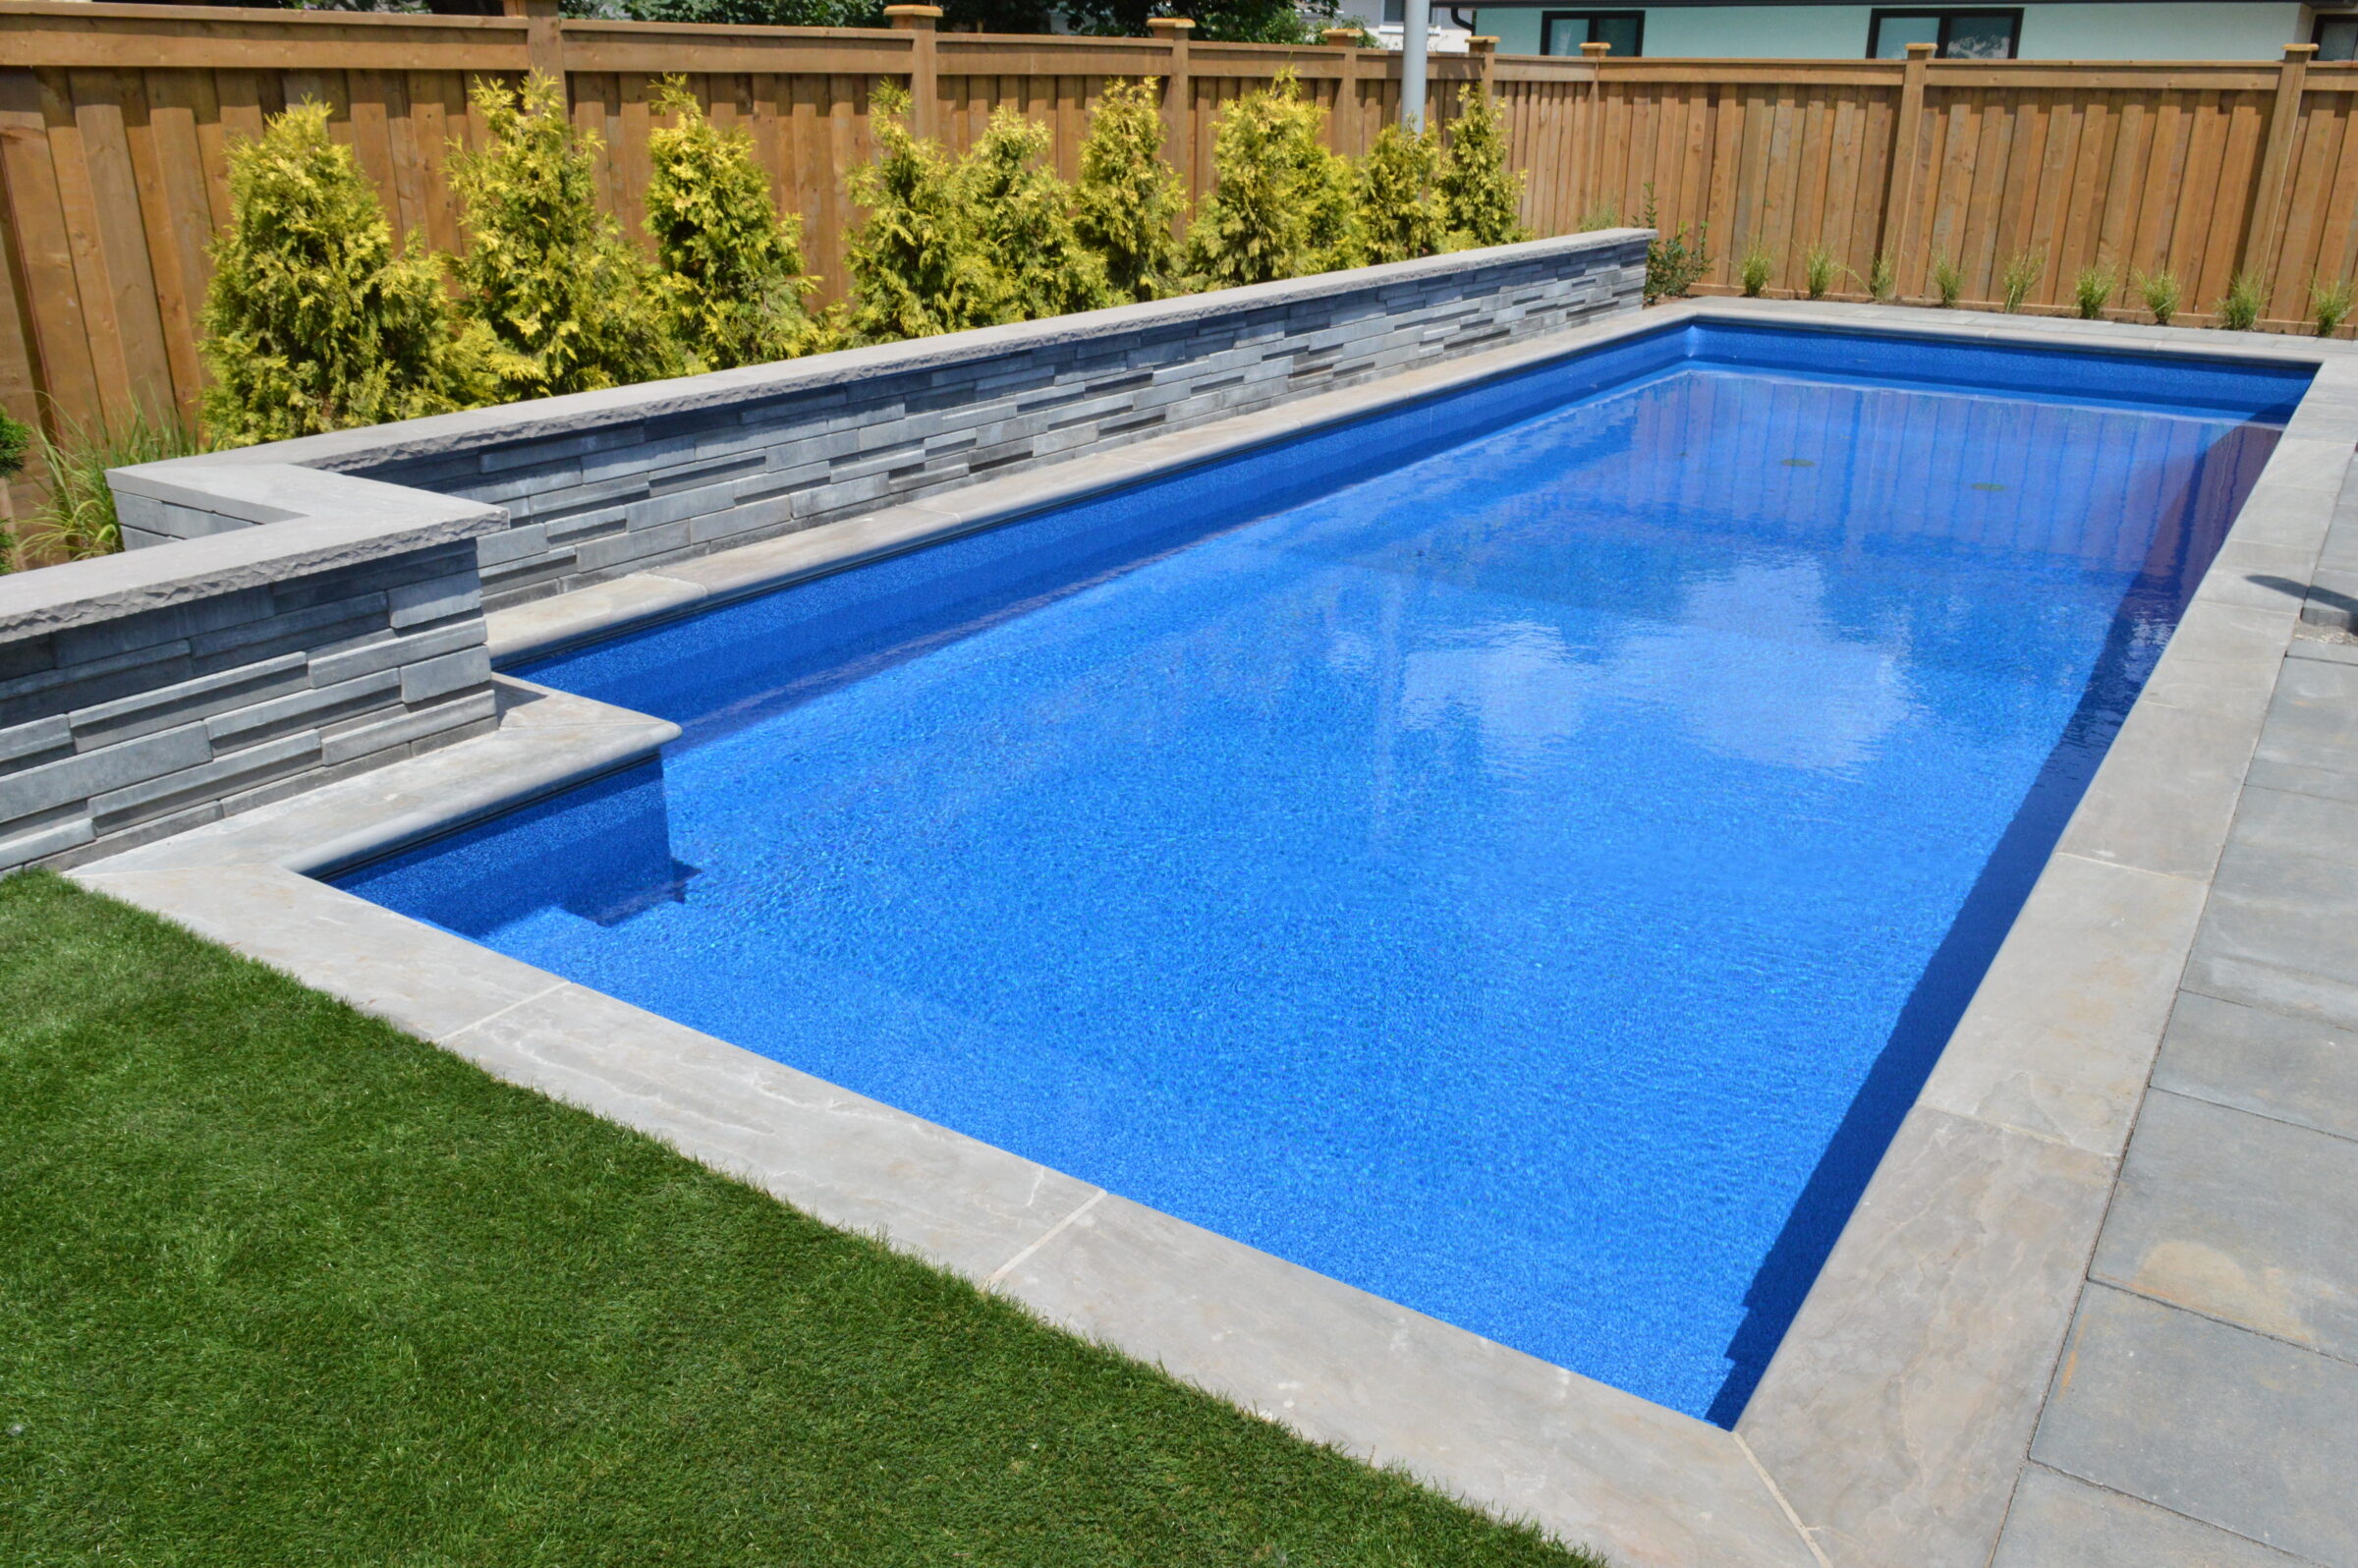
(0, 467, 504, 644)
(123, 232, 1651, 481)
(64, 298, 2358, 1568)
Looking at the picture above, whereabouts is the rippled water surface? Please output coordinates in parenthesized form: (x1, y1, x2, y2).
(339, 326, 2298, 1420)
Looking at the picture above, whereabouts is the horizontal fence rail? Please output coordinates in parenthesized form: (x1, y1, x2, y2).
(0, 0, 2354, 483)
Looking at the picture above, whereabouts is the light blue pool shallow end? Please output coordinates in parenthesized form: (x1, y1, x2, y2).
(335, 321, 2305, 1425)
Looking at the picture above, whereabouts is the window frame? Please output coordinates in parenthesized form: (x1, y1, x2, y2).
(2313, 11, 2358, 62)
(1865, 8, 2024, 60)
(1537, 10, 1647, 58)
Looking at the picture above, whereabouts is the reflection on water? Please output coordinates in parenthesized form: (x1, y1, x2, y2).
(1402, 558, 1920, 776)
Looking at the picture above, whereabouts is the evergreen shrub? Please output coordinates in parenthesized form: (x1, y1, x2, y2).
(1356, 124, 1443, 265)
(1074, 78, 1188, 302)
(646, 77, 823, 368)
(844, 85, 1006, 341)
(1185, 70, 1359, 287)
(449, 74, 681, 401)
(1435, 86, 1530, 251)
(958, 107, 1113, 321)
(197, 100, 463, 446)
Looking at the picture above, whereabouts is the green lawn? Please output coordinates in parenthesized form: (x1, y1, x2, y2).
(0, 870, 1603, 1567)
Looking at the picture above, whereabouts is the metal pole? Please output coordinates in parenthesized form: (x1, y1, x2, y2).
(1400, 0, 1430, 132)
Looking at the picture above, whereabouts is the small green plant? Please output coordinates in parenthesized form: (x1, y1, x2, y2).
(0, 405, 27, 573)
(2073, 262, 2117, 320)
(1073, 77, 1188, 303)
(197, 99, 464, 447)
(1575, 200, 1623, 233)
(1866, 251, 1896, 303)
(1639, 183, 1709, 304)
(0, 407, 28, 483)
(2313, 275, 2355, 339)
(1930, 252, 1964, 308)
(1802, 242, 1840, 301)
(1434, 85, 1530, 251)
(1356, 123, 1444, 265)
(1185, 70, 1360, 287)
(645, 77, 821, 370)
(2213, 269, 2265, 331)
(1999, 249, 2044, 313)
(1737, 241, 1773, 298)
(449, 74, 682, 402)
(19, 409, 205, 563)
(2138, 266, 2182, 326)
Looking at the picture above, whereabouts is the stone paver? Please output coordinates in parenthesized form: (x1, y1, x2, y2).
(2091, 1088, 2358, 1361)
(2029, 1285, 2358, 1565)
(1992, 1465, 2316, 1568)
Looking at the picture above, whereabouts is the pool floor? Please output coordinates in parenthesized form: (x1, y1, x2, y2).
(340, 332, 2286, 1421)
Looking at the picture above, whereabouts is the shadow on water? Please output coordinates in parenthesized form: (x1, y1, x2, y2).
(1703, 440, 2258, 1428)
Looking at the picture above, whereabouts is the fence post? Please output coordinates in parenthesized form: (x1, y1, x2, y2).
(1578, 40, 1608, 220)
(1881, 41, 1934, 301)
(885, 5, 941, 141)
(2242, 41, 2317, 310)
(1323, 28, 1364, 156)
(1148, 16, 1196, 197)
(501, 0, 563, 82)
(1469, 34, 1497, 87)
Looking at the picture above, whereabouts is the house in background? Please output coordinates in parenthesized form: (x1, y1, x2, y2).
(1398, 0, 2358, 59)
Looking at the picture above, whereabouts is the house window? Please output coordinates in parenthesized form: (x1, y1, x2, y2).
(1868, 9, 2022, 59)
(2316, 14, 2358, 62)
(1541, 10, 1645, 57)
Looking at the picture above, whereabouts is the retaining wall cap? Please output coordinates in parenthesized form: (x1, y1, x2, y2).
(0, 466, 505, 646)
(147, 232, 1654, 477)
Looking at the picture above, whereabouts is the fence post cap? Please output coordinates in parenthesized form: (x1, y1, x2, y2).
(1579, 39, 1609, 57)
(2284, 41, 2320, 60)
(1321, 26, 1362, 44)
(1466, 34, 1497, 53)
(883, 4, 942, 27)
(1904, 41, 1936, 58)
(1146, 16, 1197, 33)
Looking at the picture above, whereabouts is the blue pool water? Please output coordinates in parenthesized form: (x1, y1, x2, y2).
(339, 323, 2301, 1422)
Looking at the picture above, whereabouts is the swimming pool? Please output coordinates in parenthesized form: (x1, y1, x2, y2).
(336, 321, 2303, 1423)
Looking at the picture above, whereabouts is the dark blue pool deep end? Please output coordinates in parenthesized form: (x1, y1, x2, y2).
(340, 322, 2305, 1425)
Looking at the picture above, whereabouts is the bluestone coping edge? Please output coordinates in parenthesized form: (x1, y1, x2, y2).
(64, 298, 2358, 1568)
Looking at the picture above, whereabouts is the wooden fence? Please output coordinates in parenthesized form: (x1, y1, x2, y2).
(0, 0, 2354, 471)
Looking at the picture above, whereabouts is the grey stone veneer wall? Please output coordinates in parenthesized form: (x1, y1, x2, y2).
(121, 233, 1650, 610)
(0, 471, 503, 872)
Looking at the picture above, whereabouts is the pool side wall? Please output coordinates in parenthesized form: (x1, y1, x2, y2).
(0, 233, 1646, 874)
